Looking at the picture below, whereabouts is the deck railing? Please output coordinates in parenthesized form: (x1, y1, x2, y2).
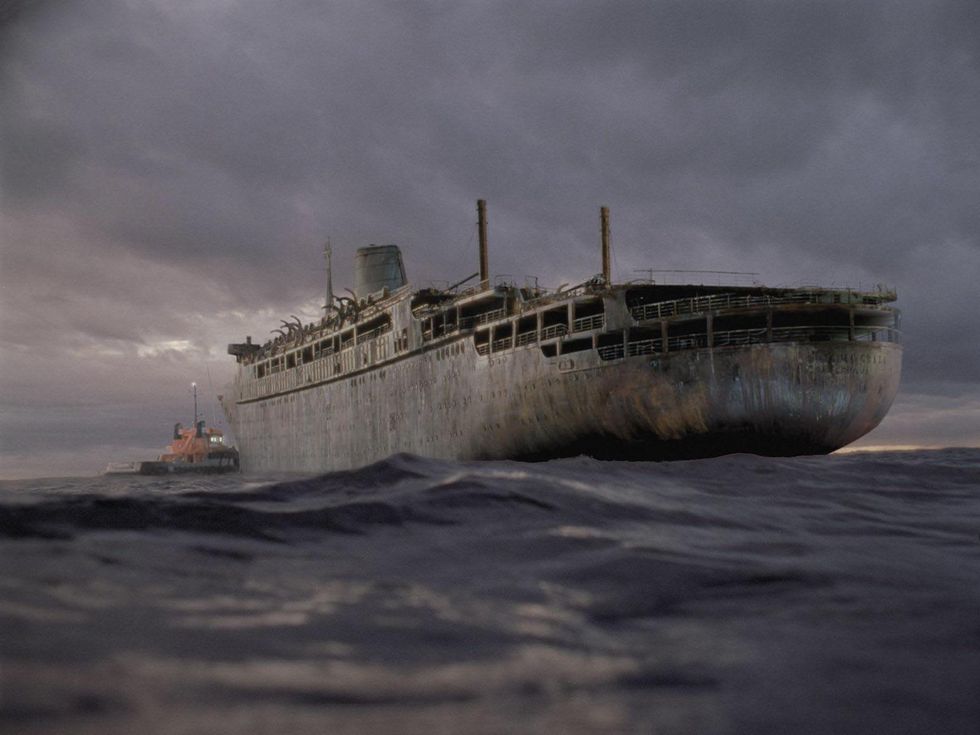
(356, 324, 391, 343)
(596, 325, 900, 361)
(572, 314, 604, 332)
(630, 291, 893, 322)
(241, 320, 900, 400)
(459, 309, 506, 330)
(540, 324, 569, 340)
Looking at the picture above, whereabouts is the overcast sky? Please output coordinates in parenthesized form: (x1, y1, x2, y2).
(2, 0, 978, 478)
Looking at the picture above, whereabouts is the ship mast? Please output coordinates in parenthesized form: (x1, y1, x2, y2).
(191, 382, 198, 425)
(324, 238, 334, 311)
(477, 199, 489, 289)
(601, 205, 611, 284)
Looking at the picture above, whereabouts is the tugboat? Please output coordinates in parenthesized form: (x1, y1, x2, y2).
(105, 385, 240, 475)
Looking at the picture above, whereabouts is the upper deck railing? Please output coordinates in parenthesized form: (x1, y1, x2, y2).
(572, 314, 604, 332)
(630, 290, 894, 322)
(596, 325, 901, 361)
(458, 308, 506, 330)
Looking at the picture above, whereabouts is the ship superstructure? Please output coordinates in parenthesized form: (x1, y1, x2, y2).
(223, 202, 901, 473)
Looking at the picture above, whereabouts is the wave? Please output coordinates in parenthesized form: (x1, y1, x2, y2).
(2, 448, 979, 734)
(2, 449, 978, 543)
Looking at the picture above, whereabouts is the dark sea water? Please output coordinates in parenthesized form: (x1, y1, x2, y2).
(1, 449, 979, 734)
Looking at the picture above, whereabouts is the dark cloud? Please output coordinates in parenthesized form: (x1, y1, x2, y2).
(2, 0, 979, 476)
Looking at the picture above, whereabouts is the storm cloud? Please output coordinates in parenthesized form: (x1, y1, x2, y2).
(2, 0, 978, 476)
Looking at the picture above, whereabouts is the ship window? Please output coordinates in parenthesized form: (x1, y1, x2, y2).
(302, 346, 313, 363)
(670, 319, 707, 336)
(666, 319, 707, 350)
(854, 311, 894, 328)
(516, 315, 536, 346)
(491, 323, 513, 352)
(625, 286, 663, 309)
(767, 309, 854, 344)
(597, 330, 624, 346)
(541, 307, 568, 341)
(358, 314, 392, 343)
(432, 314, 448, 339)
(772, 308, 849, 328)
(596, 330, 625, 360)
(459, 294, 507, 329)
(628, 327, 659, 341)
(560, 337, 593, 354)
(714, 314, 768, 331)
(573, 299, 603, 317)
(540, 344, 557, 358)
(712, 314, 767, 347)
(626, 327, 662, 356)
(572, 299, 604, 332)
(542, 307, 567, 329)
(286, 352, 297, 369)
(395, 328, 408, 352)
(474, 329, 490, 356)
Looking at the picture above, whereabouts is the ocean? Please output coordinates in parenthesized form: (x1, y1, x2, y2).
(1, 448, 978, 734)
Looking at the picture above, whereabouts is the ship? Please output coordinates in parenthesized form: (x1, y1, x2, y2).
(106, 388, 240, 474)
(222, 201, 902, 474)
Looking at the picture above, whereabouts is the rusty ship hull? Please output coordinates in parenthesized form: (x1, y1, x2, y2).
(224, 273, 901, 473)
(224, 338, 900, 473)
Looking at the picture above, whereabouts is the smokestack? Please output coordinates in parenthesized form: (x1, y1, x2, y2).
(600, 205, 611, 284)
(477, 199, 489, 288)
(353, 245, 407, 299)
